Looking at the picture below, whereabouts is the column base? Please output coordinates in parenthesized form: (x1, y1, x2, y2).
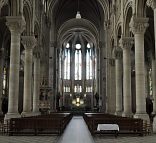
(152, 111, 156, 115)
(122, 112, 133, 117)
(115, 111, 122, 116)
(134, 113, 149, 121)
(21, 112, 34, 117)
(4, 112, 21, 121)
(31, 112, 41, 116)
(153, 116, 156, 133)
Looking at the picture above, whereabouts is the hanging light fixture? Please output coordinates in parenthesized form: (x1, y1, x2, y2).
(76, 11, 81, 19)
(76, 0, 81, 19)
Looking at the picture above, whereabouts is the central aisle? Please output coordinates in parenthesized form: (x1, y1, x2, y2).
(57, 116, 95, 143)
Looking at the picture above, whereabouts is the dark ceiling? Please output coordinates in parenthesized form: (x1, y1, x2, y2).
(53, 0, 104, 31)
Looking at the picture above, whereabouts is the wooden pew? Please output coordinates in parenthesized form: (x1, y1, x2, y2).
(83, 113, 150, 136)
(8, 112, 72, 136)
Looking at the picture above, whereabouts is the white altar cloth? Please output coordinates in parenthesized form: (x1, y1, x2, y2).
(97, 124, 119, 131)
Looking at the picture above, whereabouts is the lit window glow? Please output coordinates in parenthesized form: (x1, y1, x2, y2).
(66, 43, 70, 48)
(87, 43, 91, 48)
(76, 44, 81, 49)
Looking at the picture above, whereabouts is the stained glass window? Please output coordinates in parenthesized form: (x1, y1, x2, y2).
(86, 86, 93, 92)
(3, 67, 6, 95)
(75, 44, 82, 80)
(59, 54, 62, 78)
(74, 85, 82, 92)
(86, 44, 93, 79)
(64, 43, 70, 79)
(64, 86, 71, 92)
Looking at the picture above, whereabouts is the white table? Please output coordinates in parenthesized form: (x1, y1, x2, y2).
(97, 124, 119, 131)
(97, 124, 119, 137)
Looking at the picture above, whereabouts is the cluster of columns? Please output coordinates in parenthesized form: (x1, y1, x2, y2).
(114, 47, 122, 116)
(0, 48, 4, 114)
(4, 16, 41, 120)
(120, 37, 133, 117)
(152, 1, 156, 132)
(153, 2, 156, 115)
(115, 16, 149, 121)
(130, 16, 149, 120)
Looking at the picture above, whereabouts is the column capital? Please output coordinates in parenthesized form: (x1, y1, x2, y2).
(22, 36, 37, 50)
(6, 16, 26, 34)
(130, 17, 149, 34)
(119, 37, 134, 50)
(113, 47, 123, 59)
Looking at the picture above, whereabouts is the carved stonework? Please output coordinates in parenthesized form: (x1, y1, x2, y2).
(130, 17, 149, 34)
(0, 0, 8, 8)
(119, 37, 134, 50)
(113, 47, 123, 59)
(146, 0, 155, 9)
(104, 20, 111, 30)
(6, 16, 26, 33)
(22, 36, 37, 50)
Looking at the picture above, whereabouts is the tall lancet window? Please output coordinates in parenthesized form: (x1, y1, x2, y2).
(64, 43, 70, 79)
(59, 53, 62, 78)
(3, 67, 7, 95)
(75, 44, 82, 80)
(86, 43, 92, 79)
(94, 55, 97, 79)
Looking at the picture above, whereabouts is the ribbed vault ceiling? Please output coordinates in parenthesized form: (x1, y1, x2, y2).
(52, 0, 104, 31)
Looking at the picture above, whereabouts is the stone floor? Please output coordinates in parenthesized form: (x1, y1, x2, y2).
(0, 135, 58, 143)
(57, 116, 95, 143)
(1, 134, 156, 143)
(94, 135, 156, 143)
(1, 116, 156, 143)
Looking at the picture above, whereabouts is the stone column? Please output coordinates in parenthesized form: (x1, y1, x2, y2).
(104, 20, 111, 113)
(120, 37, 134, 117)
(0, 48, 4, 114)
(32, 52, 41, 115)
(49, 42, 55, 112)
(21, 36, 36, 116)
(154, 1, 156, 62)
(152, 58, 156, 132)
(5, 16, 25, 120)
(114, 48, 123, 116)
(152, 1, 156, 132)
(130, 17, 149, 120)
(152, 59, 156, 113)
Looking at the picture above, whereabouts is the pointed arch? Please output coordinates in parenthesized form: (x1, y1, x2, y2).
(135, 0, 148, 16)
(23, 0, 33, 35)
(124, 1, 133, 36)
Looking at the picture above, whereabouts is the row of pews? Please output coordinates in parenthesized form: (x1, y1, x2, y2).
(83, 113, 152, 136)
(6, 112, 72, 136)
(0, 115, 5, 134)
